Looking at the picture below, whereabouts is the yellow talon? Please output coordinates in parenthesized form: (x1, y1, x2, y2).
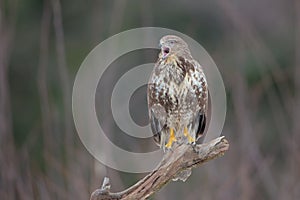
(165, 128, 177, 148)
(184, 127, 195, 143)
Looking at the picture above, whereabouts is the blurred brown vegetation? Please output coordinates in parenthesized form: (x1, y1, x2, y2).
(0, 0, 299, 199)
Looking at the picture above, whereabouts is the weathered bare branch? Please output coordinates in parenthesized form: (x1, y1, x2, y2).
(90, 136, 229, 200)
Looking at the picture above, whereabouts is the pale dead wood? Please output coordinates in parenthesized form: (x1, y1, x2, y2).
(90, 136, 229, 200)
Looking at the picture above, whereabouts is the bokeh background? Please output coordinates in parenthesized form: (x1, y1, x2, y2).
(0, 0, 299, 199)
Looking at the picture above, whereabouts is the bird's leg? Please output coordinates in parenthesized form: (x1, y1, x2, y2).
(184, 127, 195, 144)
(165, 128, 177, 148)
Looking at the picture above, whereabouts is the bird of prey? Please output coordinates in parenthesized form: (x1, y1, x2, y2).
(147, 35, 208, 151)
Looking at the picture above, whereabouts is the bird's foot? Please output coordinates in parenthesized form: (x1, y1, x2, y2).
(165, 128, 177, 148)
(184, 127, 195, 144)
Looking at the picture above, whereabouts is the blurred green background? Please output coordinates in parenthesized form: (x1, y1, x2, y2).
(0, 0, 299, 199)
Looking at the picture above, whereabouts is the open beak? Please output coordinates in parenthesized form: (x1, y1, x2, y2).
(161, 46, 170, 58)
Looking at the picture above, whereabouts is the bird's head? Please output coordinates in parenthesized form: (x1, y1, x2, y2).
(159, 35, 190, 59)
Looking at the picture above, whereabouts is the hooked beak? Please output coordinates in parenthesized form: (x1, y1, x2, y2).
(160, 42, 170, 59)
(162, 47, 170, 56)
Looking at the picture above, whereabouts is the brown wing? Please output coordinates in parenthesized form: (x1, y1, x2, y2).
(195, 112, 206, 143)
(147, 82, 168, 146)
(149, 109, 164, 145)
(185, 58, 208, 143)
